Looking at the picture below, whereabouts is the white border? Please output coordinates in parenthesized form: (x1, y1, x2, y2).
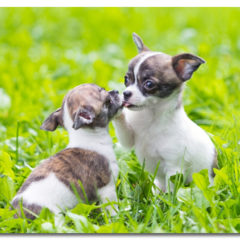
(0, 0, 240, 7)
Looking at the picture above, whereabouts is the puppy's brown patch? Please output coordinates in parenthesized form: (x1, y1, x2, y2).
(13, 148, 111, 218)
(66, 84, 109, 121)
(138, 54, 182, 96)
(52, 148, 111, 201)
(126, 53, 182, 98)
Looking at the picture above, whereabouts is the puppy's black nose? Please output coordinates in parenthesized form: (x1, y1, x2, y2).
(123, 91, 132, 100)
(109, 90, 119, 95)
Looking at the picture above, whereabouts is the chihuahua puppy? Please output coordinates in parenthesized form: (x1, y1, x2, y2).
(12, 84, 121, 219)
(113, 33, 217, 191)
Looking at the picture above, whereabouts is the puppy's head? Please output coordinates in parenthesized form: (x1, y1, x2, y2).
(40, 84, 122, 131)
(123, 33, 205, 110)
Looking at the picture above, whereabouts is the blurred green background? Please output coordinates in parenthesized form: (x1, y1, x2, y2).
(1, 8, 240, 233)
(1, 8, 240, 138)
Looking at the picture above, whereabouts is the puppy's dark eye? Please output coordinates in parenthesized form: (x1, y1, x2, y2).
(124, 76, 130, 86)
(144, 80, 155, 90)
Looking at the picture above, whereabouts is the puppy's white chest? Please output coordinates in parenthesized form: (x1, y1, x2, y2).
(125, 107, 215, 178)
(134, 118, 183, 172)
(135, 127, 178, 157)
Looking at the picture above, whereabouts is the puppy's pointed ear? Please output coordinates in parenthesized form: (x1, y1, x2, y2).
(172, 53, 205, 81)
(72, 106, 96, 130)
(132, 33, 150, 53)
(40, 108, 63, 131)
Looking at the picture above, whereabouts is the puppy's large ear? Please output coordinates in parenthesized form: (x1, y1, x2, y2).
(132, 33, 150, 53)
(172, 53, 205, 81)
(72, 106, 96, 130)
(40, 108, 63, 131)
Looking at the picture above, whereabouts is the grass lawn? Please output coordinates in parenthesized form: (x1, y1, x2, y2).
(1, 7, 240, 233)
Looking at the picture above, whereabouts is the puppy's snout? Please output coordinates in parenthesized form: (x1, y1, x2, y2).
(123, 91, 132, 100)
(109, 90, 119, 95)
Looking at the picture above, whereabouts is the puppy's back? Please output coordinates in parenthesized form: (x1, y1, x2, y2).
(12, 148, 111, 219)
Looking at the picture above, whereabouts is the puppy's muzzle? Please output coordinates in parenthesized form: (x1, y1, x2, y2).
(109, 90, 119, 96)
(109, 90, 121, 105)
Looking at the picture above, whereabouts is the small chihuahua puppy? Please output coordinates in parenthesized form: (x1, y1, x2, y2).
(12, 84, 122, 219)
(113, 33, 217, 191)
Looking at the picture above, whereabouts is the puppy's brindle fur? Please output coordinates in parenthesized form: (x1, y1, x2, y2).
(12, 84, 121, 219)
(113, 33, 217, 191)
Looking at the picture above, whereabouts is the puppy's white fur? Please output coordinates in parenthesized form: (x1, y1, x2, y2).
(15, 173, 78, 214)
(114, 53, 215, 192)
(13, 103, 118, 215)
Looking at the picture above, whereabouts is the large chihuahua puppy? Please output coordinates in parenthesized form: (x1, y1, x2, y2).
(113, 33, 217, 191)
(12, 84, 121, 219)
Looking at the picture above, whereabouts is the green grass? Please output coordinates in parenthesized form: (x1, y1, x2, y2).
(1, 7, 240, 233)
